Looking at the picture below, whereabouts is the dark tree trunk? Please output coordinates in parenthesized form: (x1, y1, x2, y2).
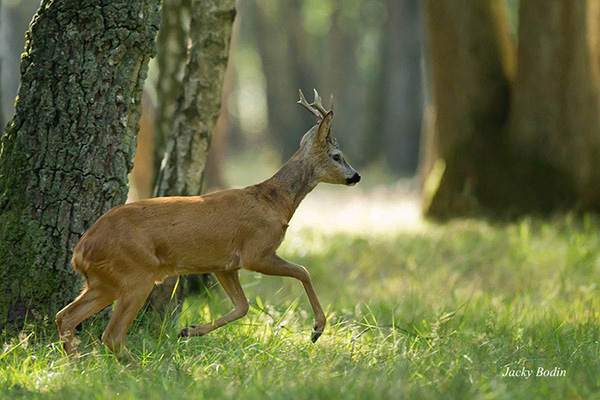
(423, 0, 600, 218)
(509, 0, 600, 209)
(0, 0, 160, 329)
(150, 0, 236, 311)
(322, 2, 366, 163)
(423, 0, 515, 218)
(244, 1, 304, 160)
(363, 0, 424, 172)
(380, 0, 424, 174)
(286, 0, 321, 158)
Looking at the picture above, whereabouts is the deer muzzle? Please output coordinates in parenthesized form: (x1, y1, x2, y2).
(346, 173, 361, 186)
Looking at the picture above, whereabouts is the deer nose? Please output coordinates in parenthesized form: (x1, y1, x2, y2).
(346, 173, 361, 185)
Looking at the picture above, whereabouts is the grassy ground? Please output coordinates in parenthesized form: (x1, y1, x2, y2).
(2, 215, 600, 399)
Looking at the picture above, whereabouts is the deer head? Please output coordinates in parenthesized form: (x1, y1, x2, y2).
(297, 89, 361, 186)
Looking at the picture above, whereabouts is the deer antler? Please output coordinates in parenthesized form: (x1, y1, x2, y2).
(298, 89, 322, 121)
(310, 89, 328, 116)
(297, 89, 333, 122)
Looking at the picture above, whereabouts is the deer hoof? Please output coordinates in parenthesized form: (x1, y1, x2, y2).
(177, 325, 197, 338)
(311, 329, 323, 343)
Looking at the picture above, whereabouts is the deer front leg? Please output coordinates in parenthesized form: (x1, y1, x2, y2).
(178, 270, 249, 338)
(249, 253, 326, 343)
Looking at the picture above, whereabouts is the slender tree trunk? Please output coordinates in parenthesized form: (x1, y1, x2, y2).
(245, 1, 303, 160)
(381, 0, 424, 174)
(154, 0, 236, 197)
(322, 2, 366, 162)
(0, 0, 160, 329)
(150, 0, 236, 310)
(364, 0, 424, 173)
(153, 0, 192, 179)
(286, 0, 321, 158)
(204, 16, 240, 192)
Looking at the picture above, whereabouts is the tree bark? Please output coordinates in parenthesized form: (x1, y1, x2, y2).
(364, 0, 424, 173)
(153, 0, 192, 180)
(0, 0, 3, 132)
(0, 0, 160, 329)
(150, 0, 236, 310)
(204, 16, 240, 192)
(154, 0, 236, 197)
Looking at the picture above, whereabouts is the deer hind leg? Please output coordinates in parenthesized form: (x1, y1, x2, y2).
(56, 280, 116, 355)
(248, 253, 326, 343)
(101, 280, 154, 360)
(178, 270, 248, 338)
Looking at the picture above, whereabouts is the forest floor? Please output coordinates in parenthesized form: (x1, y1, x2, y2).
(2, 203, 600, 398)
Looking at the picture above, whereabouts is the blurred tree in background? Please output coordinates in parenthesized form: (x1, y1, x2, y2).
(2, 0, 427, 182)
(423, 0, 600, 218)
(365, 0, 423, 173)
(234, 0, 424, 173)
(3, 0, 599, 232)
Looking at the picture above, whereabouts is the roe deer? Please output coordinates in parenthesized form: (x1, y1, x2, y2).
(56, 89, 361, 358)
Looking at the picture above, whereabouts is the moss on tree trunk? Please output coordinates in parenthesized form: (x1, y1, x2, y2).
(0, 0, 160, 330)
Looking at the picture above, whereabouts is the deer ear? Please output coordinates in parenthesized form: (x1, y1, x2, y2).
(316, 111, 333, 145)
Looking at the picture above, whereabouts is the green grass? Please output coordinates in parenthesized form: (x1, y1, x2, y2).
(2, 214, 600, 399)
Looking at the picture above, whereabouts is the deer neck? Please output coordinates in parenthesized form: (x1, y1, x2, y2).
(259, 150, 318, 222)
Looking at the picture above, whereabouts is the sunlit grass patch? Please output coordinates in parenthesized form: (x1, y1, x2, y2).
(2, 214, 600, 399)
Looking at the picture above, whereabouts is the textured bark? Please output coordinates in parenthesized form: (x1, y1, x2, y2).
(154, 0, 236, 197)
(150, 0, 236, 310)
(204, 18, 239, 192)
(0, 0, 160, 329)
(0, 1, 3, 132)
(153, 0, 192, 179)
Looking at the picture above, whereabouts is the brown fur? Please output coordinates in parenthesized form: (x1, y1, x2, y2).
(56, 94, 360, 359)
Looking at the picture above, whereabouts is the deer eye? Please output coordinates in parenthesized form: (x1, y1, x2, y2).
(332, 154, 341, 162)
